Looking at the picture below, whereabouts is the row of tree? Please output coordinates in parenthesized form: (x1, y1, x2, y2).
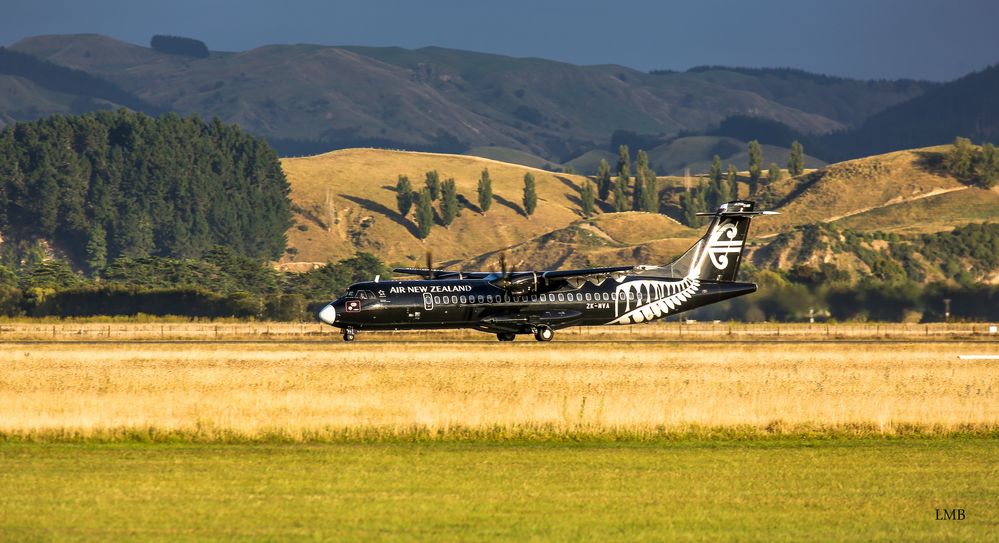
(395, 169, 540, 238)
(0, 248, 389, 319)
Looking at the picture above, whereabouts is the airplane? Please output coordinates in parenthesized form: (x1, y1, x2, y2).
(317, 200, 776, 342)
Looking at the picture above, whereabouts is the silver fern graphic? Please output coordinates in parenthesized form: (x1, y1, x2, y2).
(609, 277, 700, 324)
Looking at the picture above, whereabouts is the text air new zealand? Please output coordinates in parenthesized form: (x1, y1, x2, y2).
(318, 200, 777, 342)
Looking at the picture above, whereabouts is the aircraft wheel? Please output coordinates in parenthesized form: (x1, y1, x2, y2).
(534, 325, 554, 342)
(342, 332, 355, 342)
(496, 332, 516, 342)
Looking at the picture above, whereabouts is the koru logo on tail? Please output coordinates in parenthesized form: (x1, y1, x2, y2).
(705, 220, 742, 270)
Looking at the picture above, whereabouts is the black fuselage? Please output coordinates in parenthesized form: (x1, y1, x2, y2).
(322, 276, 756, 334)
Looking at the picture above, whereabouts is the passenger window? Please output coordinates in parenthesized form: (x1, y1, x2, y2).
(434, 296, 440, 304)
(486, 295, 492, 303)
(557, 293, 564, 301)
(585, 293, 592, 301)
(603, 293, 610, 301)
(540, 295, 546, 302)
(460, 295, 466, 304)
(477, 295, 484, 303)
(576, 294, 582, 301)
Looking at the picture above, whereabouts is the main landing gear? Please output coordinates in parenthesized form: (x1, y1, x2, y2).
(533, 325, 554, 342)
(496, 332, 516, 342)
(342, 327, 356, 342)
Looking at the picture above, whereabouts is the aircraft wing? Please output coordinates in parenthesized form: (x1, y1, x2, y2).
(391, 267, 492, 280)
(493, 265, 661, 293)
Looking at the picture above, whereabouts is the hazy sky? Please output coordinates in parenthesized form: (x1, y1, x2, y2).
(3, 0, 998, 81)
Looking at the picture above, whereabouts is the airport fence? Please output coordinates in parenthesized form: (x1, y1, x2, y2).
(0, 321, 996, 341)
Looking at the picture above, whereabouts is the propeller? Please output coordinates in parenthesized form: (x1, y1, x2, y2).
(425, 251, 437, 280)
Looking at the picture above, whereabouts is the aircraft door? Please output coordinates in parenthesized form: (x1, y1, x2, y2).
(423, 292, 434, 311)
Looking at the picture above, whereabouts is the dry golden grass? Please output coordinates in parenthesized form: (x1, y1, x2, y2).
(755, 145, 975, 235)
(281, 148, 592, 265)
(2, 341, 996, 441)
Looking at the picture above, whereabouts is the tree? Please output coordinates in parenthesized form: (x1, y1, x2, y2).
(425, 170, 441, 200)
(85, 223, 108, 273)
(395, 174, 413, 216)
(788, 140, 804, 176)
(612, 177, 628, 212)
(522, 173, 537, 217)
(747, 140, 763, 195)
(709, 155, 723, 186)
(616, 145, 631, 179)
(945, 137, 976, 180)
(415, 188, 434, 239)
(441, 178, 460, 226)
(978, 143, 999, 188)
(726, 164, 739, 199)
(596, 159, 612, 201)
(477, 168, 493, 213)
(679, 189, 708, 227)
(768, 163, 783, 184)
(633, 150, 649, 211)
(580, 179, 595, 217)
(642, 170, 659, 212)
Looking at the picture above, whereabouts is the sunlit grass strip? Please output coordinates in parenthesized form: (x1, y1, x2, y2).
(3, 422, 997, 444)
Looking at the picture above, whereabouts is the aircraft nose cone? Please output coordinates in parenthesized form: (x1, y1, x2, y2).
(317, 304, 337, 325)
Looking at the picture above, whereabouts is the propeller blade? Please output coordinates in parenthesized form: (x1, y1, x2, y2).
(425, 251, 435, 280)
(499, 253, 508, 280)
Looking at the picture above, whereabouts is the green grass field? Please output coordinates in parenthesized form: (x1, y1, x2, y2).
(1, 439, 995, 541)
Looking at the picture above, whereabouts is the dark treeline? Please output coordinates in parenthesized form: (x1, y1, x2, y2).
(0, 47, 160, 115)
(0, 110, 292, 270)
(149, 35, 210, 58)
(0, 250, 389, 320)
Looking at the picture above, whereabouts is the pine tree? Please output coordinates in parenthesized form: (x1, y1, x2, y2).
(477, 168, 493, 213)
(788, 140, 804, 176)
(441, 178, 460, 226)
(596, 158, 612, 201)
(709, 155, 722, 185)
(522, 172, 537, 217)
(85, 223, 108, 273)
(415, 188, 434, 239)
(768, 163, 783, 185)
(396, 174, 413, 216)
(425, 170, 441, 200)
(747, 140, 762, 195)
(580, 179, 595, 217)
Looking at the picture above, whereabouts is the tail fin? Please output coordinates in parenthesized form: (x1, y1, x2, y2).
(668, 200, 776, 282)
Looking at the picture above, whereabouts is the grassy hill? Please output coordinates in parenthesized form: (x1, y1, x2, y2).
(464, 146, 560, 170)
(281, 149, 596, 267)
(281, 145, 999, 284)
(753, 145, 987, 234)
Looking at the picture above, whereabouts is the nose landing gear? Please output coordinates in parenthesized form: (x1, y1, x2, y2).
(342, 326, 357, 342)
(533, 324, 554, 342)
